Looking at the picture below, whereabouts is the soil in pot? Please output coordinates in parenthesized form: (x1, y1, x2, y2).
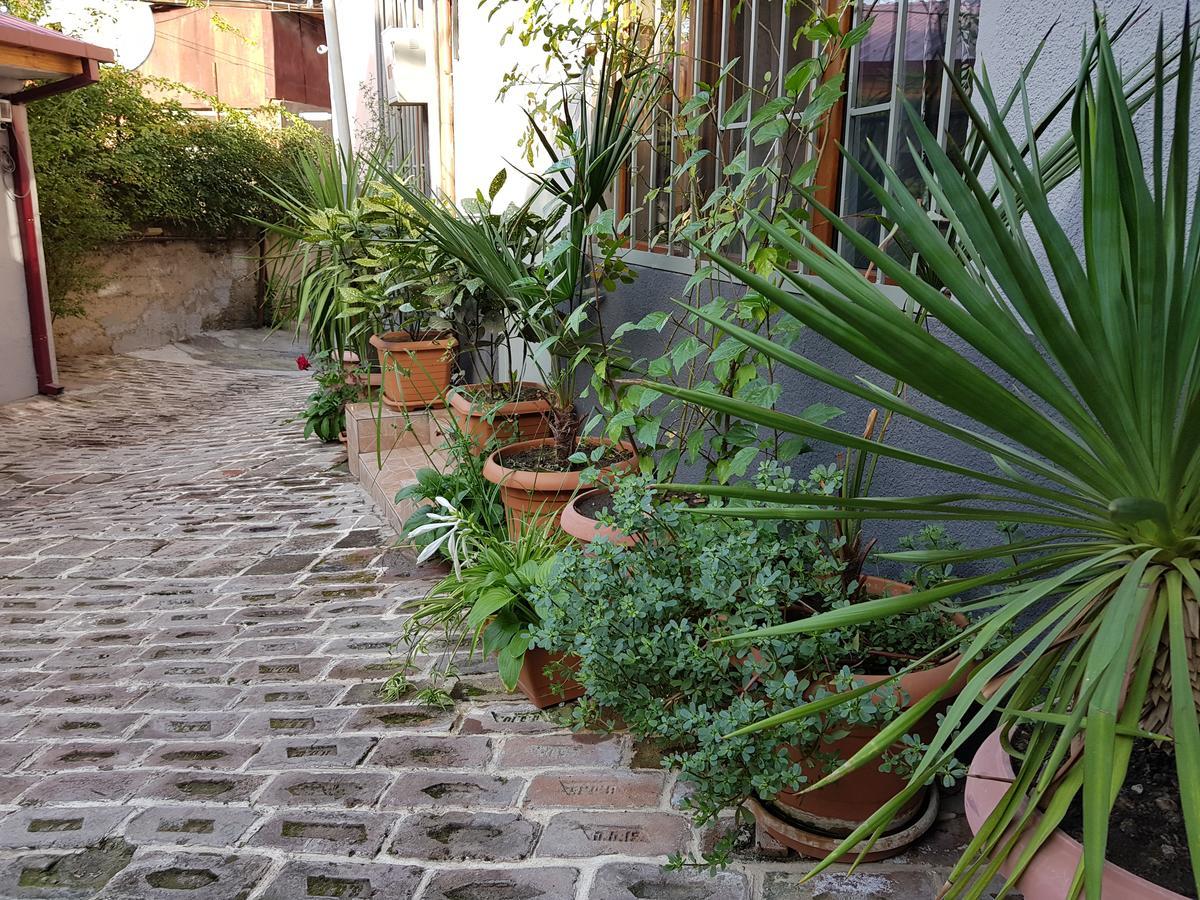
(502, 443, 628, 473)
(1057, 739, 1193, 897)
(460, 383, 550, 404)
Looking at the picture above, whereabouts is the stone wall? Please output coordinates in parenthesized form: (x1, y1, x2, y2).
(52, 238, 263, 356)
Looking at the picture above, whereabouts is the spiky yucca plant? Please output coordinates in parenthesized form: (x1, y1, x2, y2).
(643, 13, 1200, 899)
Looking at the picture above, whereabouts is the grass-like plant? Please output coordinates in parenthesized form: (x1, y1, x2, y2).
(641, 14, 1200, 899)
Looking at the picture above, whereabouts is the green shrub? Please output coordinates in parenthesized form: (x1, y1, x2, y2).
(531, 471, 966, 862)
(25, 65, 327, 317)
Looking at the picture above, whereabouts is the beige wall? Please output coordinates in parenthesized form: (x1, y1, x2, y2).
(52, 238, 261, 356)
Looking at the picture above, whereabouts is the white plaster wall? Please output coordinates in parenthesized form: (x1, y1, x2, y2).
(976, 1, 1199, 255)
(0, 144, 37, 404)
(450, 2, 559, 207)
(332, 0, 382, 149)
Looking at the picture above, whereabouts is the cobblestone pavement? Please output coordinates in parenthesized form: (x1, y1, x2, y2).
(0, 351, 970, 899)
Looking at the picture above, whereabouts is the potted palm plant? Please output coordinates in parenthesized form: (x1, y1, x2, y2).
(641, 14, 1199, 900)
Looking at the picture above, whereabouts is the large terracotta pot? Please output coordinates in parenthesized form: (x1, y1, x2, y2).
(560, 488, 636, 546)
(768, 577, 968, 858)
(517, 647, 584, 709)
(447, 382, 552, 455)
(965, 728, 1188, 899)
(482, 438, 637, 540)
(369, 332, 456, 411)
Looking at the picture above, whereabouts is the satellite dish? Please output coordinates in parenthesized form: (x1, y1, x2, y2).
(42, 1, 157, 70)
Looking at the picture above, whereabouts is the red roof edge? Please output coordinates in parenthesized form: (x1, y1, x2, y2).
(0, 13, 115, 64)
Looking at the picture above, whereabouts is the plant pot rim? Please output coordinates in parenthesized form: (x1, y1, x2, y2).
(448, 382, 553, 418)
(964, 727, 1187, 899)
(482, 437, 637, 493)
(562, 487, 636, 546)
(370, 331, 458, 352)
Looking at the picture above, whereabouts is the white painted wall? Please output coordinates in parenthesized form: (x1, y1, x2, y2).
(0, 121, 37, 405)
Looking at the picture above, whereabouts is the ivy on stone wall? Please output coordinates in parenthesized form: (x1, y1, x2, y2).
(25, 66, 329, 317)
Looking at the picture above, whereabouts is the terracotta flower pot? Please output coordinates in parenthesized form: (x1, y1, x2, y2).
(517, 647, 584, 709)
(482, 438, 637, 540)
(447, 382, 553, 455)
(767, 577, 969, 859)
(560, 489, 636, 546)
(965, 728, 1188, 899)
(369, 332, 456, 411)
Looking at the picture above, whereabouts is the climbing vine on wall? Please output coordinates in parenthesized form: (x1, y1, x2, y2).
(23, 66, 328, 317)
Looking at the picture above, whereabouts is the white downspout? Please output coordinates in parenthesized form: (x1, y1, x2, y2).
(322, 0, 353, 162)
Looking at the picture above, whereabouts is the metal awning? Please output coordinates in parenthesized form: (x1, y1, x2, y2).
(0, 13, 115, 103)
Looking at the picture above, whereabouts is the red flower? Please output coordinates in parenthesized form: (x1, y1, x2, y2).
(296, 354, 311, 371)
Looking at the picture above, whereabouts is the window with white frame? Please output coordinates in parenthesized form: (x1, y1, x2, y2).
(619, 0, 981, 267)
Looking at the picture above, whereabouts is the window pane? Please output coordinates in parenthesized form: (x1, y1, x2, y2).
(839, 108, 889, 267)
(853, 0, 899, 107)
(893, 0, 950, 195)
(945, 0, 980, 149)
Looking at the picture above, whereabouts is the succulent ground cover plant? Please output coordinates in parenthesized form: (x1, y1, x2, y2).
(531, 473, 968, 864)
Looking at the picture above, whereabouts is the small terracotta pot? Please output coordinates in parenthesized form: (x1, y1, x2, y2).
(770, 577, 969, 856)
(447, 382, 552, 455)
(965, 728, 1187, 899)
(369, 332, 456, 410)
(482, 438, 637, 540)
(560, 489, 636, 546)
(517, 647, 585, 709)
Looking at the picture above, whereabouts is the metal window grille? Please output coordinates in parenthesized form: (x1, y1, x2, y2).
(375, 0, 432, 190)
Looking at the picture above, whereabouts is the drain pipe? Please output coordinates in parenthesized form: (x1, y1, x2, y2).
(7, 103, 60, 396)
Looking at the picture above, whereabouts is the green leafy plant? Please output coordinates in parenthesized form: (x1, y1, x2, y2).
(24, 65, 325, 317)
(297, 351, 365, 443)
(532, 474, 966, 863)
(645, 15, 1200, 899)
(397, 505, 566, 691)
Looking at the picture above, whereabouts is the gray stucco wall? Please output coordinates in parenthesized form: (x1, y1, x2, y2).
(605, 2, 1197, 565)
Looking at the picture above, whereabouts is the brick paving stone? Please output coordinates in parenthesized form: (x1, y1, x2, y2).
(141, 742, 262, 770)
(257, 771, 393, 808)
(343, 704, 457, 732)
(139, 771, 268, 804)
(0, 837, 136, 897)
(249, 809, 394, 857)
(258, 860, 424, 900)
(524, 770, 666, 809)
(0, 806, 131, 849)
(123, 806, 261, 848)
(130, 685, 243, 711)
(20, 712, 143, 740)
(20, 771, 150, 805)
(0, 775, 37, 803)
(589, 862, 751, 899)
(130, 712, 245, 741)
(39, 686, 147, 710)
(368, 734, 493, 769)
(497, 733, 628, 768)
(535, 811, 692, 859)
(422, 866, 579, 900)
(247, 736, 377, 769)
(459, 704, 562, 734)
(25, 741, 154, 771)
(388, 811, 537, 861)
(380, 772, 525, 809)
(233, 683, 346, 708)
(95, 850, 273, 900)
(233, 707, 353, 738)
